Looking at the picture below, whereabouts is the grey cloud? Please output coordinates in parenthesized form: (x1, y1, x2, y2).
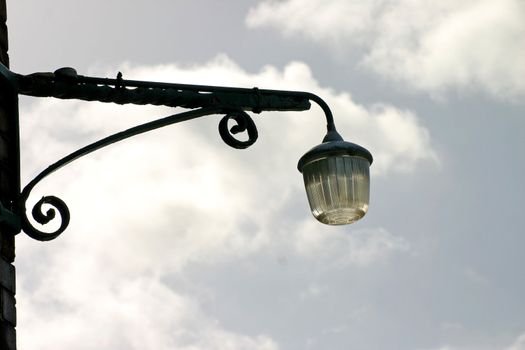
(247, 0, 525, 101)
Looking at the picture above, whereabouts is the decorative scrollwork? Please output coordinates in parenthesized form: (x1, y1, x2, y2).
(7, 67, 338, 242)
(21, 195, 70, 241)
(218, 110, 258, 149)
(17, 107, 225, 241)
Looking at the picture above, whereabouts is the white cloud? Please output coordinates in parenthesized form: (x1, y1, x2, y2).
(247, 0, 525, 100)
(18, 269, 279, 350)
(17, 56, 427, 349)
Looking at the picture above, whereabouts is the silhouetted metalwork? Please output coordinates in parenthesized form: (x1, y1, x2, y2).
(218, 110, 258, 149)
(0, 66, 345, 241)
(16, 68, 312, 111)
(19, 106, 221, 241)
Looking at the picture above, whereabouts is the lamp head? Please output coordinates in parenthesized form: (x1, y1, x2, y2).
(298, 130, 373, 225)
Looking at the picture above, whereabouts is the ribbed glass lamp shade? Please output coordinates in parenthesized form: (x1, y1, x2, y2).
(298, 138, 373, 225)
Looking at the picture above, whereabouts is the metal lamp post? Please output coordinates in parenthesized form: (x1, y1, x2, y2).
(0, 3, 372, 348)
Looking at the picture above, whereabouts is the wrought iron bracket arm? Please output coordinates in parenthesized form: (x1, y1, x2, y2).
(4, 65, 338, 132)
(14, 67, 314, 113)
(7, 66, 340, 241)
(18, 106, 244, 241)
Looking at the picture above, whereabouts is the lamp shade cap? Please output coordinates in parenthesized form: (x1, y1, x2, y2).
(298, 140, 373, 172)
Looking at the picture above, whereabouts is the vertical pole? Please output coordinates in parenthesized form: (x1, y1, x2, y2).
(0, 0, 18, 349)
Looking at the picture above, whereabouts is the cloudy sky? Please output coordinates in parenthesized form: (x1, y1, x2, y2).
(6, 1, 525, 349)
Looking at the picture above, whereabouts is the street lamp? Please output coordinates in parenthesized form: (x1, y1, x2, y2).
(299, 131, 372, 225)
(0, 64, 372, 241)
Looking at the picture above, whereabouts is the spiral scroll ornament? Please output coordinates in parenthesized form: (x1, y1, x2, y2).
(218, 110, 258, 149)
(21, 195, 71, 241)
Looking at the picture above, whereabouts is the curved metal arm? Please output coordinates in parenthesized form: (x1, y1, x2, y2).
(13, 67, 338, 241)
(20, 106, 260, 241)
